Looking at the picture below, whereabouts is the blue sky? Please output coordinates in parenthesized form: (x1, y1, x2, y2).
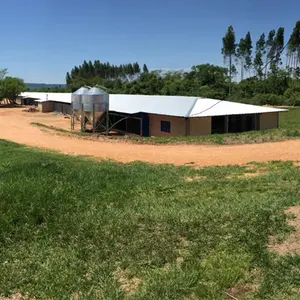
(1, 0, 300, 83)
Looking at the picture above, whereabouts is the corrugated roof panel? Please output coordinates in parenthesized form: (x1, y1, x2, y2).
(109, 94, 198, 117)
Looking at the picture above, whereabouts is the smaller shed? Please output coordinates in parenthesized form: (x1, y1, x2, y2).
(20, 92, 72, 114)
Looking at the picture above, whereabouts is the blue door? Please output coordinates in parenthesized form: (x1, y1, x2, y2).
(141, 113, 149, 137)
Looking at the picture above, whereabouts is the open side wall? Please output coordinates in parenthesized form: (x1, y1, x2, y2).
(109, 111, 142, 135)
(54, 102, 72, 114)
(15, 97, 37, 106)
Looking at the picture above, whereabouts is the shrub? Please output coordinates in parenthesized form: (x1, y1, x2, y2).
(284, 92, 300, 106)
(251, 94, 285, 106)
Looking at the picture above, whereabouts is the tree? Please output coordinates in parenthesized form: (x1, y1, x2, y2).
(236, 33, 252, 80)
(222, 25, 236, 95)
(128, 63, 134, 76)
(66, 72, 71, 86)
(143, 64, 149, 73)
(237, 37, 247, 80)
(254, 33, 266, 78)
(269, 27, 284, 75)
(0, 77, 26, 104)
(254, 52, 264, 78)
(0, 69, 8, 80)
(133, 62, 141, 74)
(191, 64, 228, 86)
(94, 60, 102, 77)
(244, 32, 253, 76)
(287, 21, 300, 76)
(88, 60, 95, 78)
(81, 60, 89, 78)
(265, 30, 276, 76)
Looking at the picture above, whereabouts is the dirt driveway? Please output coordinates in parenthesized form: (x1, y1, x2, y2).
(1, 107, 300, 167)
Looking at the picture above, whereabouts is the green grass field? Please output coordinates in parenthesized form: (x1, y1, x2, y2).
(32, 107, 300, 145)
(1, 140, 300, 299)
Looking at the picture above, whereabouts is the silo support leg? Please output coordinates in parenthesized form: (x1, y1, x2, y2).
(93, 104, 96, 133)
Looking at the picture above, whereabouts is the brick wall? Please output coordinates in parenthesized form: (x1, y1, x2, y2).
(149, 114, 186, 137)
(259, 112, 278, 130)
(38, 101, 54, 113)
(188, 117, 212, 136)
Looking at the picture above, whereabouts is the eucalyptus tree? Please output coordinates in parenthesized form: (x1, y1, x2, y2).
(143, 64, 149, 73)
(244, 32, 253, 77)
(287, 21, 300, 77)
(253, 33, 266, 78)
(222, 25, 236, 94)
(237, 37, 246, 80)
(265, 30, 276, 76)
(269, 27, 284, 75)
(237, 32, 253, 80)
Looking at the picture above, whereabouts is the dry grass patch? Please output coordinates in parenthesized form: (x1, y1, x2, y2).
(184, 175, 206, 182)
(183, 292, 199, 299)
(114, 268, 141, 295)
(293, 161, 300, 167)
(269, 205, 300, 255)
(239, 171, 267, 178)
(231, 163, 270, 179)
(226, 283, 257, 299)
(226, 171, 267, 180)
(226, 268, 260, 300)
(0, 293, 35, 300)
(176, 236, 190, 267)
(161, 237, 190, 271)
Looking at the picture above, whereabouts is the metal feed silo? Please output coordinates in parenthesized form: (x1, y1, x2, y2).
(71, 87, 90, 112)
(71, 87, 90, 131)
(81, 87, 109, 132)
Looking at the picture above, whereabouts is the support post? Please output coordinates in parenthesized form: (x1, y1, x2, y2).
(255, 114, 260, 130)
(184, 118, 190, 136)
(224, 116, 229, 133)
(71, 113, 73, 131)
(81, 103, 85, 132)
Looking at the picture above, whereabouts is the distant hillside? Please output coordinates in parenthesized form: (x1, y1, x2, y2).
(26, 83, 66, 89)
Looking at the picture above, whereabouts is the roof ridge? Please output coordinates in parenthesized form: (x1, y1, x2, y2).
(189, 99, 223, 117)
(185, 98, 199, 117)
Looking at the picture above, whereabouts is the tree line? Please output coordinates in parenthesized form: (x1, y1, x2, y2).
(222, 21, 300, 82)
(30, 20, 300, 106)
(66, 61, 149, 90)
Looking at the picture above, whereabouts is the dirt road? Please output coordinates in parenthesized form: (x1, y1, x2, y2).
(1, 107, 300, 167)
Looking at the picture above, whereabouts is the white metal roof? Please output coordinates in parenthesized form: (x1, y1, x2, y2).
(189, 98, 287, 117)
(20, 92, 287, 117)
(21, 92, 71, 104)
(109, 94, 198, 117)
